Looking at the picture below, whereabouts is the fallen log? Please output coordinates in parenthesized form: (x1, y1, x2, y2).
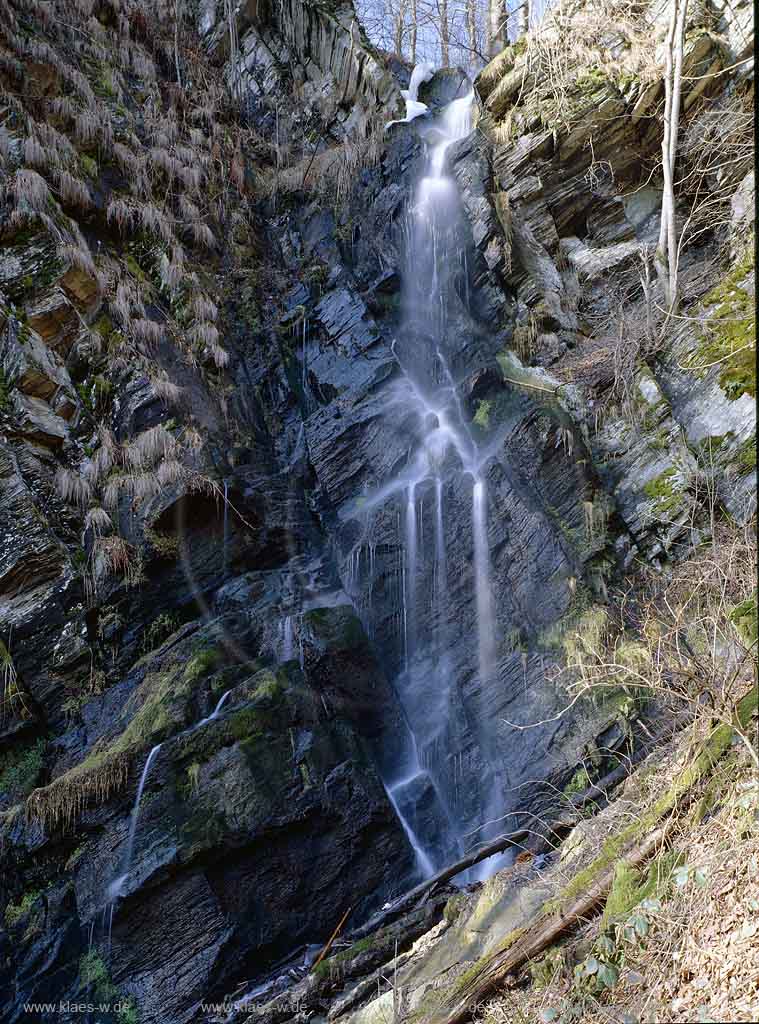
(429, 688, 757, 1024)
(349, 828, 531, 942)
(430, 824, 669, 1024)
(351, 713, 691, 945)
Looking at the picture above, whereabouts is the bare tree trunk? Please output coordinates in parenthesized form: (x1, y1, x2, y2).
(517, 0, 530, 39)
(439, 0, 450, 66)
(393, 0, 407, 58)
(656, 0, 689, 319)
(410, 0, 418, 62)
(488, 0, 505, 57)
(433, 826, 669, 1024)
(225, 0, 241, 101)
(466, 0, 477, 63)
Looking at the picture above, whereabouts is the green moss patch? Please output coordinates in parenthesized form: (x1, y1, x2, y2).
(600, 850, 680, 928)
(183, 644, 220, 684)
(563, 766, 590, 797)
(79, 951, 139, 1023)
(643, 467, 682, 515)
(302, 606, 365, 650)
(312, 934, 379, 977)
(473, 399, 493, 430)
(730, 591, 757, 647)
(735, 435, 757, 474)
(696, 253, 756, 400)
(4, 889, 42, 928)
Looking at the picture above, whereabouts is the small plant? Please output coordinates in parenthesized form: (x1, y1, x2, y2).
(144, 525, 180, 559)
(185, 762, 200, 796)
(563, 766, 590, 797)
(4, 889, 42, 928)
(79, 950, 111, 990)
(0, 738, 46, 798)
(0, 639, 25, 720)
(141, 612, 181, 654)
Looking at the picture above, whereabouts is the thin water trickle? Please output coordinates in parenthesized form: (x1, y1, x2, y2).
(405, 483, 417, 664)
(282, 615, 294, 661)
(472, 477, 496, 686)
(385, 784, 435, 878)
(106, 742, 162, 912)
(434, 477, 447, 646)
(198, 689, 232, 727)
(102, 686, 235, 936)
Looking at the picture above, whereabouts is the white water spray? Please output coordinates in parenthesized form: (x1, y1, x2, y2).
(354, 71, 502, 878)
(472, 477, 496, 685)
(107, 742, 162, 907)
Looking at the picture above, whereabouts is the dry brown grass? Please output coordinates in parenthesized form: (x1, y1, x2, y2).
(481, 0, 662, 136)
(475, 743, 759, 1024)
(264, 110, 385, 208)
(474, 513, 758, 1024)
(26, 749, 132, 834)
(552, 521, 757, 767)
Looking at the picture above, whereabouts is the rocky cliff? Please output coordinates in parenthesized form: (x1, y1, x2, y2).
(0, 1, 754, 1023)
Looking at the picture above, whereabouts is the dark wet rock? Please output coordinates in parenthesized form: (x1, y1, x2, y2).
(1, 3, 754, 1024)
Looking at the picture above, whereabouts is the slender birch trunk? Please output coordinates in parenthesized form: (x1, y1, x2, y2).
(488, 0, 505, 57)
(656, 0, 689, 318)
(439, 0, 450, 66)
(518, 0, 530, 39)
(467, 0, 478, 62)
(393, 0, 407, 58)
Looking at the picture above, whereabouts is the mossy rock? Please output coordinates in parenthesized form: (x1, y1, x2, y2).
(4, 889, 42, 928)
(545, 687, 759, 915)
(600, 849, 680, 928)
(302, 605, 366, 651)
(696, 251, 756, 401)
(735, 434, 757, 475)
(0, 738, 46, 800)
(643, 467, 684, 515)
(730, 591, 758, 646)
(26, 637, 224, 831)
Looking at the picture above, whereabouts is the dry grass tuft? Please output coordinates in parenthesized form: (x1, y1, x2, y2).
(26, 750, 131, 834)
(479, 767, 759, 1024)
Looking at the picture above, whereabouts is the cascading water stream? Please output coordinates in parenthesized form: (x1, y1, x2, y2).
(106, 742, 162, 910)
(103, 687, 234, 941)
(352, 74, 501, 881)
(472, 477, 496, 685)
(404, 483, 417, 669)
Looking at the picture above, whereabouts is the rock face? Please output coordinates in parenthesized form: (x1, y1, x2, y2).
(0, 1, 754, 1022)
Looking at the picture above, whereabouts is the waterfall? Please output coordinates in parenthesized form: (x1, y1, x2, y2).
(198, 689, 232, 727)
(472, 477, 496, 685)
(354, 72, 501, 881)
(104, 688, 235, 919)
(281, 615, 294, 662)
(404, 483, 418, 667)
(106, 743, 162, 907)
(222, 479, 229, 573)
(434, 477, 447, 647)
